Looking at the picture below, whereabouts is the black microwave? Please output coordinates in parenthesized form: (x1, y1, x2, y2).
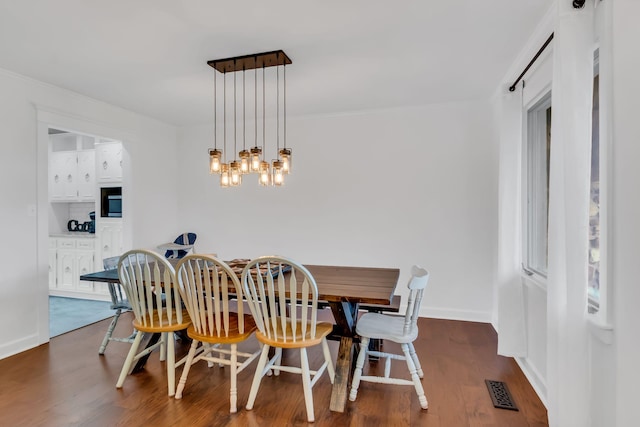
(106, 195, 122, 217)
(101, 187, 122, 218)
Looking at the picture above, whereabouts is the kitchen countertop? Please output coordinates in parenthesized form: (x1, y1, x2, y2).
(50, 232, 96, 238)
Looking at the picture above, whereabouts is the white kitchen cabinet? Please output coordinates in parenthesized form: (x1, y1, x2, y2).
(95, 141, 123, 183)
(56, 243, 77, 291)
(97, 219, 123, 261)
(76, 239, 95, 292)
(49, 151, 78, 201)
(49, 236, 107, 301)
(49, 150, 96, 202)
(77, 150, 96, 202)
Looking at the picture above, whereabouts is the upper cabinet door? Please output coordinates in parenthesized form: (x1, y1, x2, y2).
(49, 150, 96, 202)
(77, 150, 96, 201)
(96, 142, 123, 183)
(49, 151, 78, 201)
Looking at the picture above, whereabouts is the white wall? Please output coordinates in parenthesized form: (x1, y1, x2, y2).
(177, 101, 499, 321)
(0, 68, 179, 359)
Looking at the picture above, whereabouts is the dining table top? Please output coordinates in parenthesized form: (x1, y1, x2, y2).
(80, 262, 400, 306)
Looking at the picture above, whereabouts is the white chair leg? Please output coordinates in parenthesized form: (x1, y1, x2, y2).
(167, 332, 176, 397)
(159, 332, 167, 362)
(175, 339, 200, 399)
(349, 337, 369, 402)
(321, 338, 335, 383)
(99, 309, 121, 355)
(408, 342, 424, 378)
(402, 343, 428, 409)
(116, 331, 144, 388)
(230, 344, 238, 413)
(300, 348, 315, 423)
(246, 344, 271, 410)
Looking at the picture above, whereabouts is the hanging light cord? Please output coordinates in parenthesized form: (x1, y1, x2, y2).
(213, 71, 217, 149)
(243, 68, 246, 150)
(223, 71, 227, 162)
(254, 62, 258, 149)
(283, 63, 287, 149)
(262, 65, 266, 155)
(276, 63, 280, 154)
(234, 61, 237, 158)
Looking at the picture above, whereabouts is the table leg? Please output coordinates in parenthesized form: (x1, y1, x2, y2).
(368, 337, 381, 361)
(327, 301, 359, 412)
(131, 333, 160, 373)
(330, 336, 353, 412)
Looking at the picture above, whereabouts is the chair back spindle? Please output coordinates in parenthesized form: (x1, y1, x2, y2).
(403, 265, 429, 336)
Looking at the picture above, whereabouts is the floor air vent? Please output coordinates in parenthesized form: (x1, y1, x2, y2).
(485, 380, 519, 411)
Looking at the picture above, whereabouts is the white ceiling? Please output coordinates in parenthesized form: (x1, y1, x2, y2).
(0, 0, 552, 126)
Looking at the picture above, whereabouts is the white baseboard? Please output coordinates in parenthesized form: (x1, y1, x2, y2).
(0, 333, 42, 360)
(418, 305, 493, 323)
(514, 356, 548, 408)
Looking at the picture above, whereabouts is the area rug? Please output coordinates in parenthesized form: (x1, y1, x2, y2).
(49, 296, 113, 338)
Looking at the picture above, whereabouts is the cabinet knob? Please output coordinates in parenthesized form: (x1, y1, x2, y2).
(67, 174, 73, 183)
(104, 245, 109, 251)
(85, 173, 90, 182)
(103, 161, 108, 170)
(65, 267, 71, 273)
(54, 174, 59, 183)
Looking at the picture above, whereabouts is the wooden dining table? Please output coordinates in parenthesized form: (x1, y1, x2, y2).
(80, 262, 399, 413)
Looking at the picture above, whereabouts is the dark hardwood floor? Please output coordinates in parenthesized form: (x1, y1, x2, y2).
(0, 309, 547, 426)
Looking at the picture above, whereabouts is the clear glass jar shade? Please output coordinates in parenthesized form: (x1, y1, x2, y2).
(272, 160, 284, 186)
(279, 148, 292, 174)
(220, 163, 230, 187)
(209, 149, 222, 174)
(229, 161, 242, 186)
(259, 161, 271, 186)
(239, 150, 250, 174)
(250, 147, 262, 173)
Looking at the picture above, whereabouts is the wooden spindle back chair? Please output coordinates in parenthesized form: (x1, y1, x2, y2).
(115, 249, 191, 396)
(174, 254, 260, 413)
(241, 256, 335, 423)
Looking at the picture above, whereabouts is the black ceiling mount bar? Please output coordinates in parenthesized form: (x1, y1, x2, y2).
(508, 33, 554, 92)
(208, 50, 291, 73)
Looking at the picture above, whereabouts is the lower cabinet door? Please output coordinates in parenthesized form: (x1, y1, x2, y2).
(76, 251, 95, 292)
(57, 249, 76, 291)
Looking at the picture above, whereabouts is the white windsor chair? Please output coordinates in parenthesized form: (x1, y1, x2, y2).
(349, 265, 430, 409)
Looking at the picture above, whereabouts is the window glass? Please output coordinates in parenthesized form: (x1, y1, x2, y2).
(525, 94, 552, 278)
(588, 49, 600, 313)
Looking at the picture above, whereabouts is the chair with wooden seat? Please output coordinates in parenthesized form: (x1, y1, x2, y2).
(348, 265, 430, 409)
(241, 256, 335, 423)
(174, 254, 261, 413)
(115, 249, 191, 396)
(98, 256, 135, 355)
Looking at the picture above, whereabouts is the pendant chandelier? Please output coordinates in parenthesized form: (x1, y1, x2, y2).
(208, 50, 292, 188)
